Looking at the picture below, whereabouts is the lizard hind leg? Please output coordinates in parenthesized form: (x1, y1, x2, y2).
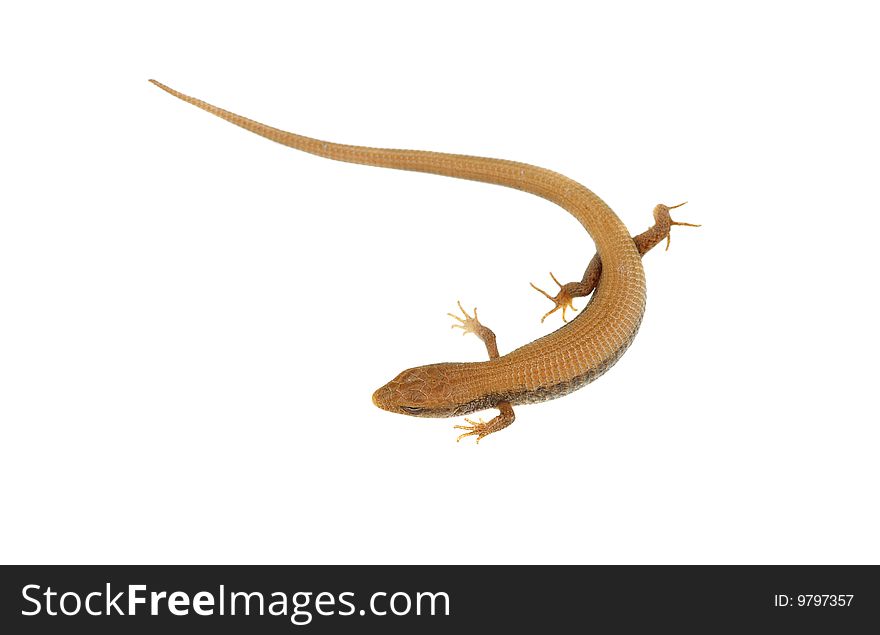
(532, 202, 700, 325)
(637, 201, 701, 254)
(530, 268, 598, 324)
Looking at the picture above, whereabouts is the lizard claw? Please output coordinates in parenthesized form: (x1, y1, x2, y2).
(454, 418, 493, 443)
(530, 272, 579, 323)
(453, 404, 516, 443)
(448, 300, 500, 359)
(664, 202, 701, 251)
(448, 300, 482, 336)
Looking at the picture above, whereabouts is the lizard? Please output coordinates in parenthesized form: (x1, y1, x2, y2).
(150, 80, 698, 443)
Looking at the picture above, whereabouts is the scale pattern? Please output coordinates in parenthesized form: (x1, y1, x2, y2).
(150, 80, 647, 416)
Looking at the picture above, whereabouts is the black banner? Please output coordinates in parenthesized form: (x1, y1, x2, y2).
(2, 565, 877, 632)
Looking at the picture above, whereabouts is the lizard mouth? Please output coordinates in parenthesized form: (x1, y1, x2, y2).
(371, 384, 437, 417)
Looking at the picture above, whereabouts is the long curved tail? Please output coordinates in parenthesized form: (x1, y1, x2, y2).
(149, 80, 545, 186)
(148, 81, 612, 226)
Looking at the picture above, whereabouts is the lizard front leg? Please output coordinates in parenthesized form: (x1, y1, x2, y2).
(447, 301, 515, 443)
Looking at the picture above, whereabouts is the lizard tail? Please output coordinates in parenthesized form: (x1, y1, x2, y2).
(149, 80, 636, 269)
(150, 80, 564, 203)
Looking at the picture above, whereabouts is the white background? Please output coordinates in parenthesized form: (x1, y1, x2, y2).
(2, 1, 878, 564)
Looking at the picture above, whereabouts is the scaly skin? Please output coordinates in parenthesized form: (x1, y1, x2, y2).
(150, 80, 698, 442)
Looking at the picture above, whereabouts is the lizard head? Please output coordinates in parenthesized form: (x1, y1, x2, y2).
(372, 363, 471, 418)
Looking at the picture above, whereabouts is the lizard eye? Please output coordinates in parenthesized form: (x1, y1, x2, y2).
(400, 406, 426, 415)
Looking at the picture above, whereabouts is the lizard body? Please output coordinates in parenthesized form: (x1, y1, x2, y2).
(150, 80, 697, 442)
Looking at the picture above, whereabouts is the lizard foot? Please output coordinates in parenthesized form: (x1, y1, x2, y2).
(454, 405, 515, 444)
(448, 301, 499, 359)
(530, 272, 581, 323)
(448, 300, 484, 336)
(662, 201, 701, 251)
